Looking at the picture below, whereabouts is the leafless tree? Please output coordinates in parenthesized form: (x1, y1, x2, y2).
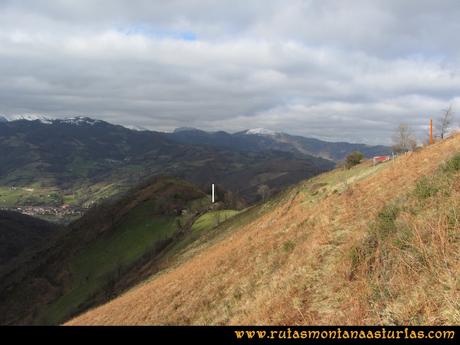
(438, 105, 454, 139)
(392, 124, 417, 153)
(257, 184, 270, 202)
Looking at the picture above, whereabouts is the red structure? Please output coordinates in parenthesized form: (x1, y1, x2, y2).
(373, 155, 391, 165)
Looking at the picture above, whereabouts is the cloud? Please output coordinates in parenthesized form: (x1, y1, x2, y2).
(0, 0, 459, 144)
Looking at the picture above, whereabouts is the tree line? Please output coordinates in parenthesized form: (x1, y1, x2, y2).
(342, 105, 455, 170)
(392, 105, 454, 153)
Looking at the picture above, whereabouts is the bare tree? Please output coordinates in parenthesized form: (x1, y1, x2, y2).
(392, 124, 417, 153)
(257, 184, 270, 202)
(438, 105, 454, 139)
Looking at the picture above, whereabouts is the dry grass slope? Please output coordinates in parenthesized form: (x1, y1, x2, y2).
(68, 134, 460, 325)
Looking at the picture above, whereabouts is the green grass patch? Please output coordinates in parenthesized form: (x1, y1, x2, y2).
(414, 176, 439, 200)
(0, 186, 62, 207)
(442, 153, 460, 173)
(164, 206, 264, 264)
(192, 210, 241, 233)
(37, 199, 179, 325)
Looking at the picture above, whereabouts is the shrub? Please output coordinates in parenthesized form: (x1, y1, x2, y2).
(345, 151, 364, 169)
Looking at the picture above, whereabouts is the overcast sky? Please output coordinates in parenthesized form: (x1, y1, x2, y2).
(1, 0, 459, 144)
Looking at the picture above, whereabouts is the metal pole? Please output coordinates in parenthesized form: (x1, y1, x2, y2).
(212, 184, 215, 203)
(430, 118, 433, 145)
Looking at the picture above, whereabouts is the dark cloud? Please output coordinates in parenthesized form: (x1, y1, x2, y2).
(0, 0, 459, 144)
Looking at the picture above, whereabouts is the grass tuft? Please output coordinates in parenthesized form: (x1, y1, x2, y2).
(282, 240, 296, 253)
(414, 176, 439, 200)
(442, 153, 460, 173)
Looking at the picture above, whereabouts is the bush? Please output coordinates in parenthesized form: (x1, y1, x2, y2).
(345, 151, 364, 169)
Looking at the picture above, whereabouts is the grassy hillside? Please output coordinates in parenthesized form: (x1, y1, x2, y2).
(38, 215, 178, 325)
(68, 134, 460, 325)
(1, 176, 244, 325)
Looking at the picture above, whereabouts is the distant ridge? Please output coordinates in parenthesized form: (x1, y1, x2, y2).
(0, 116, 334, 208)
(174, 127, 201, 133)
(167, 126, 391, 162)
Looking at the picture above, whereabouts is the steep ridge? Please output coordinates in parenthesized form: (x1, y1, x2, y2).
(68, 134, 460, 325)
(0, 177, 223, 325)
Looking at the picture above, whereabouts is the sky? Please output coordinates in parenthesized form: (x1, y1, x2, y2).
(0, 0, 459, 144)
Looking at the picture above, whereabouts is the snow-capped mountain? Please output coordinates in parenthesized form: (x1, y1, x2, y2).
(57, 116, 103, 126)
(11, 114, 54, 124)
(3, 115, 391, 162)
(122, 124, 149, 131)
(245, 128, 278, 136)
(8, 115, 104, 126)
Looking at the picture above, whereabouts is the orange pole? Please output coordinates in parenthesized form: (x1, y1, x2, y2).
(429, 118, 433, 144)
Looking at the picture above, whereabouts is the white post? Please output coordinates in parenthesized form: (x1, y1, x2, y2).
(212, 184, 215, 203)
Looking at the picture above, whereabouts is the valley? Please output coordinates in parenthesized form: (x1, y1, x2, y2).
(1, 132, 458, 326)
(64, 134, 460, 325)
(0, 176, 250, 325)
(1, 117, 457, 327)
(0, 117, 349, 222)
(1, 1, 458, 334)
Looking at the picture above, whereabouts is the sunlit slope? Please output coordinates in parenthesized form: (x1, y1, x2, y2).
(69, 135, 460, 325)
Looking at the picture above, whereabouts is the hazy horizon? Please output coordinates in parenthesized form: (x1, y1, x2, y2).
(1, 0, 459, 144)
(1, 114, 396, 145)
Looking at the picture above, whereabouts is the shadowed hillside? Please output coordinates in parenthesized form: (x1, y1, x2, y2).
(0, 176, 234, 325)
(69, 134, 460, 325)
(0, 211, 62, 270)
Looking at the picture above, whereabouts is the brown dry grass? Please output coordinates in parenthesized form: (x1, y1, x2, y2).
(67, 134, 460, 325)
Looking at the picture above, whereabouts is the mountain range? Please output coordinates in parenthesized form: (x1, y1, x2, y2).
(0, 116, 390, 212)
(165, 126, 391, 161)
